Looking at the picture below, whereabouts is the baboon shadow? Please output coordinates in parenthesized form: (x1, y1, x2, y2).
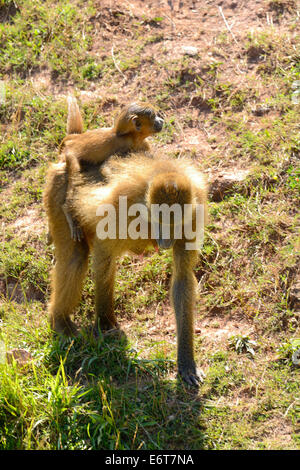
(48, 323, 207, 450)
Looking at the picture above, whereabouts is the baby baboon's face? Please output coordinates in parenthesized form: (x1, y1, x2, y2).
(129, 103, 164, 137)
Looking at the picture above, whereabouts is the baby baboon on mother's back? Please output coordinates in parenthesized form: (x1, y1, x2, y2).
(45, 97, 164, 242)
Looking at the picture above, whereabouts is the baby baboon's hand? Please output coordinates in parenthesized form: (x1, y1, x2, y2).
(71, 222, 83, 242)
(62, 206, 83, 242)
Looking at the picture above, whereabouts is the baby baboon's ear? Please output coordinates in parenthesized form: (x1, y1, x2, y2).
(131, 115, 141, 131)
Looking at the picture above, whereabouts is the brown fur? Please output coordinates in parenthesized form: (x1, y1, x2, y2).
(44, 153, 207, 386)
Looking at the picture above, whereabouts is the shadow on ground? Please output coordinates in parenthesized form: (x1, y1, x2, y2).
(47, 324, 207, 450)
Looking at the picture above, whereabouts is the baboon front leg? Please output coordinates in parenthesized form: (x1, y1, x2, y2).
(93, 246, 117, 333)
(171, 243, 201, 386)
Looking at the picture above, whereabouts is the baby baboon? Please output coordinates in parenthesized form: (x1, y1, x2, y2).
(62, 97, 164, 163)
(58, 97, 164, 241)
(46, 153, 207, 386)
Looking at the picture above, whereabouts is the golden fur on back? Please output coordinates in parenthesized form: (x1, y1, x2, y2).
(71, 154, 207, 237)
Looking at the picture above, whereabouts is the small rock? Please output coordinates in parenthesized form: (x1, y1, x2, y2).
(182, 46, 199, 56)
(6, 348, 32, 367)
(188, 135, 200, 145)
(208, 169, 250, 202)
(251, 105, 271, 116)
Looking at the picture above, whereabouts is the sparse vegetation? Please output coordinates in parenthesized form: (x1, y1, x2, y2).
(0, 0, 299, 450)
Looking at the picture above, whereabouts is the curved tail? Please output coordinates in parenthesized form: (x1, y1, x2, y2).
(66, 96, 83, 135)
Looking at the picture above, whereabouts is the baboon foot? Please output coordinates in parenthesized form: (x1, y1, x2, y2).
(50, 315, 79, 337)
(178, 362, 205, 387)
(103, 326, 122, 338)
(93, 318, 120, 337)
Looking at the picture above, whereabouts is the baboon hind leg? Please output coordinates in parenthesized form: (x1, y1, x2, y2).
(49, 240, 89, 336)
(93, 246, 117, 333)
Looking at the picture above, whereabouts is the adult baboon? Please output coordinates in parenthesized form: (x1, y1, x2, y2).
(45, 153, 207, 386)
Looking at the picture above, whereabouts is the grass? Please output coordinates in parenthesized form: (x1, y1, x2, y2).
(0, 0, 299, 450)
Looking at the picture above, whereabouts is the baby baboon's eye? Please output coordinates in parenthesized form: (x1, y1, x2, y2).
(134, 118, 142, 131)
(135, 119, 142, 131)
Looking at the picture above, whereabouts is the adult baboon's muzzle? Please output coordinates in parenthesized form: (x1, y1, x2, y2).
(156, 237, 174, 249)
(156, 224, 174, 249)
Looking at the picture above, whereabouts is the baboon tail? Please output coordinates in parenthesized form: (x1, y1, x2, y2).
(67, 96, 84, 135)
